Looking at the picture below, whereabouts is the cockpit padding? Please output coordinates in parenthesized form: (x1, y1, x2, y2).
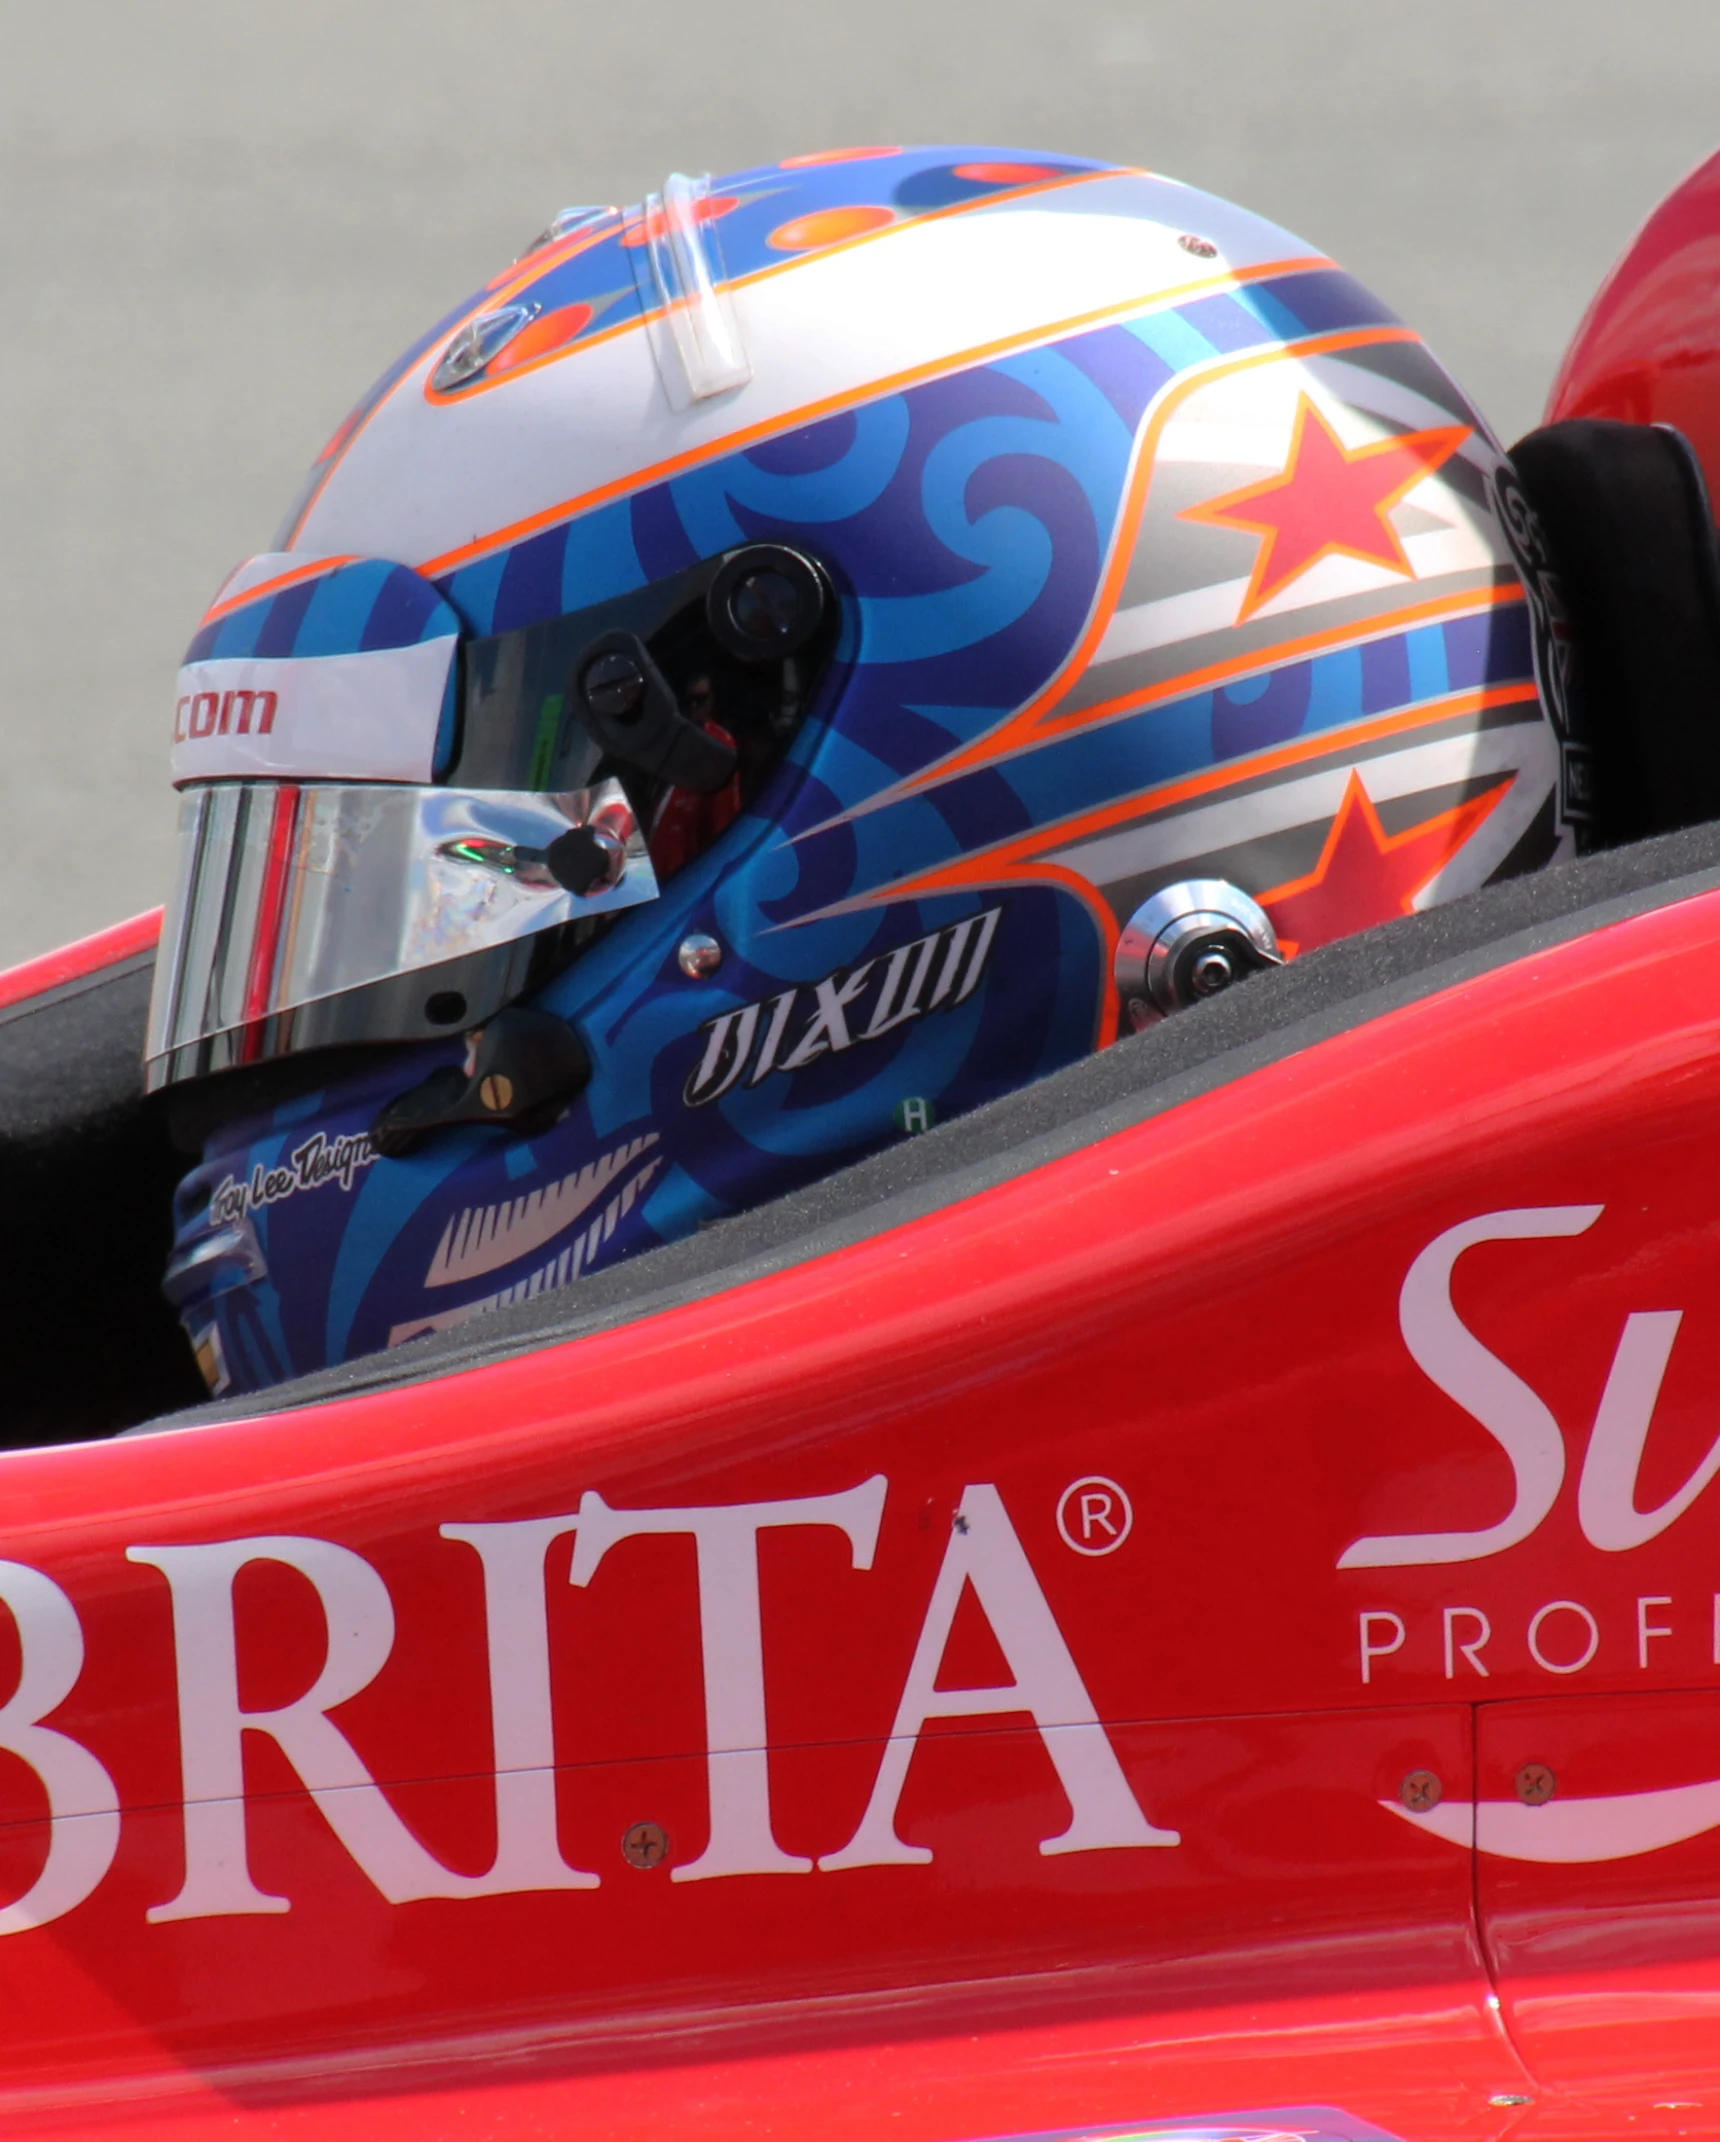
(0, 954, 203, 1443)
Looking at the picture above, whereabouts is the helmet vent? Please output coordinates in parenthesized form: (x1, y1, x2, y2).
(637, 172, 752, 407)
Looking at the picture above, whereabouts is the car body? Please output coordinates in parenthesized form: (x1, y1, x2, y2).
(5, 812, 1720, 2141)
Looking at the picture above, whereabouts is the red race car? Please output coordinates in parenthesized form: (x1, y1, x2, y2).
(8, 146, 1720, 2142)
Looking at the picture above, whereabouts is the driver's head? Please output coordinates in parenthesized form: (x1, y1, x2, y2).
(152, 147, 1579, 1398)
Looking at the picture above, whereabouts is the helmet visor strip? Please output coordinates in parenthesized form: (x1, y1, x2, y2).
(145, 779, 654, 1090)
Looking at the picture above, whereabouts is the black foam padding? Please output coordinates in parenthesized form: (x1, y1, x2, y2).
(0, 957, 155, 1139)
(1510, 418, 1720, 846)
(0, 957, 203, 1444)
(141, 815, 1720, 1434)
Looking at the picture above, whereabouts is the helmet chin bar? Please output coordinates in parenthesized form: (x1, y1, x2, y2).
(1114, 881, 1284, 1031)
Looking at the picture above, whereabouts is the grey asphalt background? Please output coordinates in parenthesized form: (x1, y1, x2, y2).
(3, 1, 1718, 967)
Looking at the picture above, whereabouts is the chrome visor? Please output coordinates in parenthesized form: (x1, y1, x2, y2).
(145, 779, 657, 1091)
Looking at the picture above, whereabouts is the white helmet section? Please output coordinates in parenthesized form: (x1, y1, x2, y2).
(289, 171, 1330, 575)
(171, 551, 460, 786)
(1048, 347, 1558, 912)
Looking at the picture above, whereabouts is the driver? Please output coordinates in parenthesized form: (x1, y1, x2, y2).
(148, 146, 1581, 1398)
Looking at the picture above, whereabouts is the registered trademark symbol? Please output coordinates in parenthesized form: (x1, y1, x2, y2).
(1056, 1476, 1132, 1556)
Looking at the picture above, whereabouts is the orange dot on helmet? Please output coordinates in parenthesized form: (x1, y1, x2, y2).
(486, 303, 597, 376)
(781, 146, 902, 167)
(951, 161, 1062, 185)
(768, 205, 898, 252)
(620, 195, 740, 247)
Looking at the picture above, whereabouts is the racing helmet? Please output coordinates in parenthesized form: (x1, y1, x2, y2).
(153, 146, 1583, 1398)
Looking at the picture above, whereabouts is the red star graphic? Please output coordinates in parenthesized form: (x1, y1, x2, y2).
(1182, 395, 1472, 621)
(1260, 770, 1506, 958)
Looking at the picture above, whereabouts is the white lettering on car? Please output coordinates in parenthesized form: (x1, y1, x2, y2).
(0, 1478, 1162, 1932)
(820, 1483, 1178, 1867)
(0, 1562, 120, 1933)
(1341, 1204, 1720, 1573)
(126, 1534, 594, 1920)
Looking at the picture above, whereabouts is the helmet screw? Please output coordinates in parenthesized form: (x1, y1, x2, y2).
(479, 1073, 516, 1114)
(1188, 946, 1236, 997)
(581, 650, 647, 722)
(729, 569, 801, 645)
(678, 933, 723, 978)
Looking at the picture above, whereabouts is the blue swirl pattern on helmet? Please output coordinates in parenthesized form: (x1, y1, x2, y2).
(169, 249, 1543, 1393)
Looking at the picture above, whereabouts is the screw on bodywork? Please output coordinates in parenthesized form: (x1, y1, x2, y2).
(1515, 1762, 1556, 1805)
(1488, 2096, 1533, 2108)
(622, 1820, 670, 1869)
(1400, 1769, 1442, 1813)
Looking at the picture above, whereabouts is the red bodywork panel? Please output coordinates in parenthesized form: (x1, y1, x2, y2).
(7, 886, 1720, 2138)
(0, 911, 162, 1013)
(1546, 144, 1720, 485)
